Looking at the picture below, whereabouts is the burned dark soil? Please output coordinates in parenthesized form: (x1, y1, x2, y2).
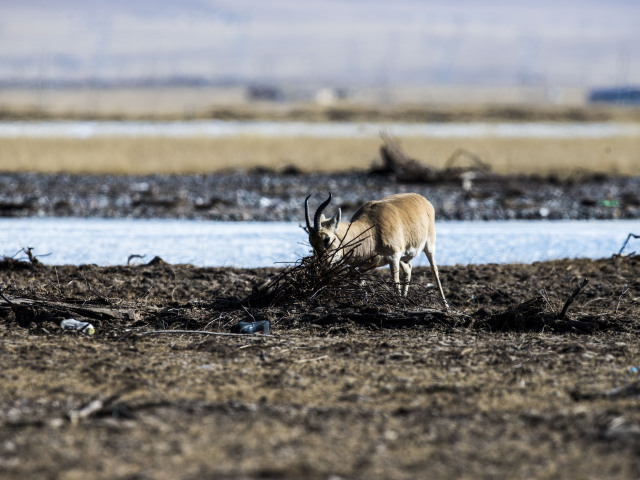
(1, 253, 640, 479)
(1, 168, 640, 222)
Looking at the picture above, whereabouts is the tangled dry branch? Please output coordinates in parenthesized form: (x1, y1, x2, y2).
(617, 233, 639, 257)
(243, 231, 408, 309)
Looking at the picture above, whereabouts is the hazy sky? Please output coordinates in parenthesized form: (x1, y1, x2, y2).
(0, 0, 638, 86)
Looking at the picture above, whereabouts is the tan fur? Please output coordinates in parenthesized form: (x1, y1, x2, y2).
(307, 193, 448, 309)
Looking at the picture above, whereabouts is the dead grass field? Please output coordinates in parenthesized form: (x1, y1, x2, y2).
(1, 135, 640, 176)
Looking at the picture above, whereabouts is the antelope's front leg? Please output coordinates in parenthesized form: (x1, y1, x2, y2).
(399, 261, 412, 296)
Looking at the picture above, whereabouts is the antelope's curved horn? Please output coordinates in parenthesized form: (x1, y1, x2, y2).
(314, 193, 332, 231)
(304, 195, 313, 231)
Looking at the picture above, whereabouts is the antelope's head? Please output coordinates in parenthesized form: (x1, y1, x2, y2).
(305, 193, 342, 259)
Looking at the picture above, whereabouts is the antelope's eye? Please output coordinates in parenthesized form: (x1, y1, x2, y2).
(323, 236, 331, 247)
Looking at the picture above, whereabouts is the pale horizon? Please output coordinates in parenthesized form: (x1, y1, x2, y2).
(0, 0, 638, 88)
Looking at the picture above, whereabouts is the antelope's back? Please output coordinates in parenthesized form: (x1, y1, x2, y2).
(351, 193, 434, 248)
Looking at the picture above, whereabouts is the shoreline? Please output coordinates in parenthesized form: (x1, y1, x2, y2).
(2, 218, 637, 268)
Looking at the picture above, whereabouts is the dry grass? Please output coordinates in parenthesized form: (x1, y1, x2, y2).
(1, 134, 640, 176)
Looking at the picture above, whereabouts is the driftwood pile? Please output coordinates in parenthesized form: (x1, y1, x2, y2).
(471, 279, 611, 333)
(370, 133, 491, 184)
(244, 235, 404, 309)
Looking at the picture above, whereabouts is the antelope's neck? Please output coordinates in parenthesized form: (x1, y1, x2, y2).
(336, 221, 362, 241)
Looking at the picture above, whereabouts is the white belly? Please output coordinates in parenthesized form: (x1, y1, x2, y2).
(401, 240, 427, 263)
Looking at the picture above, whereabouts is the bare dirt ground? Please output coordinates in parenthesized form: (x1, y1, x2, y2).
(1, 251, 640, 479)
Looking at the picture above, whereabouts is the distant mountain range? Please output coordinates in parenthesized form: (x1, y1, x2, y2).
(1, 0, 638, 88)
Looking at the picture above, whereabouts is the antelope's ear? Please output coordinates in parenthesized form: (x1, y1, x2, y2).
(327, 208, 341, 230)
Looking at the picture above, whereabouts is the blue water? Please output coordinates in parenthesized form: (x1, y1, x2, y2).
(1, 218, 637, 267)
(0, 120, 638, 139)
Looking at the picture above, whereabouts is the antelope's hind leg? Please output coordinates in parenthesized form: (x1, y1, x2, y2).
(424, 243, 449, 309)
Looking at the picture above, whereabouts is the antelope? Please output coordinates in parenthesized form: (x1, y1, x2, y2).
(305, 193, 449, 309)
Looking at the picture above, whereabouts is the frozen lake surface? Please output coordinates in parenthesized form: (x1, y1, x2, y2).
(1, 218, 637, 267)
(0, 120, 638, 139)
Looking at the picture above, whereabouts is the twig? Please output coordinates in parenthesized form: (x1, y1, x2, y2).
(203, 313, 227, 331)
(241, 305, 257, 322)
(54, 267, 61, 297)
(5, 296, 130, 321)
(614, 285, 629, 314)
(127, 254, 146, 265)
(538, 288, 553, 312)
(295, 355, 329, 363)
(558, 278, 589, 320)
(617, 233, 639, 256)
(21, 247, 43, 265)
(603, 380, 640, 398)
(67, 389, 135, 423)
(69, 396, 113, 423)
(80, 272, 111, 302)
(572, 380, 640, 401)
